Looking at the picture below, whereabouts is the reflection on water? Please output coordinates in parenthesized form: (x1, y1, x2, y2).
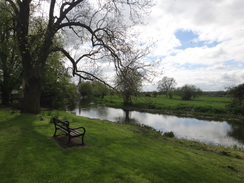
(71, 103, 244, 148)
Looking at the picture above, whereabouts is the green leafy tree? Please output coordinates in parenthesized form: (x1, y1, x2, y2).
(92, 81, 109, 98)
(78, 82, 93, 99)
(227, 83, 244, 114)
(41, 52, 77, 109)
(6, 0, 153, 114)
(0, 2, 22, 105)
(176, 84, 202, 100)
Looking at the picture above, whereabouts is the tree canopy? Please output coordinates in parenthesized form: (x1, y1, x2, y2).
(157, 76, 176, 98)
(115, 67, 143, 105)
(0, 1, 22, 105)
(227, 83, 244, 114)
(41, 52, 77, 109)
(4, 0, 153, 113)
(78, 81, 93, 99)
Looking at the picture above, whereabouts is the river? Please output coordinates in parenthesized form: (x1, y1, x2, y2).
(69, 103, 244, 148)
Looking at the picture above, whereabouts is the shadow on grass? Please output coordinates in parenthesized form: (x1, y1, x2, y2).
(0, 113, 71, 182)
(53, 134, 89, 149)
(0, 112, 90, 179)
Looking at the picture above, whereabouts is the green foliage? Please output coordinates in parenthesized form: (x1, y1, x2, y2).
(163, 131, 175, 138)
(228, 84, 244, 102)
(0, 2, 22, 105)
(167, 90, 174, 99)
(52, 82, 77, 109)
(41, 52, 78, 109)
(0, 110, 243, 183)
(91, 81, 109, 98)
(176, 84, 202, 100)
(227, 83, 244, 114)
(78, 81, 109, 99)
(78, 81, 93, 98)
(152, 91, 158, 97)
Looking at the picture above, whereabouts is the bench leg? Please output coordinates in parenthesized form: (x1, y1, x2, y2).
(67, 136, 71, 145)
(53, 129, 57, 137)
(81, 135, 85, 146)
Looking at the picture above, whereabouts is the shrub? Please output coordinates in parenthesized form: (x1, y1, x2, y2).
(227, 83, 244, 115)
(163, 131, 175, 138)
(176, 84, 202, 100)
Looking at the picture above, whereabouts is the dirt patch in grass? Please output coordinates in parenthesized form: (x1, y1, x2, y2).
(53, 135, 88, 149)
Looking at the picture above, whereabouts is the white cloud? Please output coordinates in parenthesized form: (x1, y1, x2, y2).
(36, 0, 244, 91)
(135, 0, 244, 91)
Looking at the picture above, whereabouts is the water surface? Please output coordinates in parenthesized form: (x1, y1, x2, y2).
(71, 104, 244, 148)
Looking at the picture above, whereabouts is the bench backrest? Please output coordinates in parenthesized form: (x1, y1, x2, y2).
(53, 118, 70, 131)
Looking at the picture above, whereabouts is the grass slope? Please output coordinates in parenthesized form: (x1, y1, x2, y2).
(0, 110, 243, 183)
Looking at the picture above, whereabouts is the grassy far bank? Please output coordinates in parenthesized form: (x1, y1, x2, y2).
(0, 110, 243, 183)
(97, 94, 241, 120)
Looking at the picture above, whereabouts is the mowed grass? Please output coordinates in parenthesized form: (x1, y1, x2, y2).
(0, 110, 243, 183)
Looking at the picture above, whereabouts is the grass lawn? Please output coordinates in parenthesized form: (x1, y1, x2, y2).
(0, 110, 243, 183)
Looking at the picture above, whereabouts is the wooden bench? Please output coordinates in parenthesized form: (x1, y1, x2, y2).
(52, 118, 86, 145)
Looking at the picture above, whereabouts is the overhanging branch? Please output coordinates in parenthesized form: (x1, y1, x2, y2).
(51, 47, 116, 90)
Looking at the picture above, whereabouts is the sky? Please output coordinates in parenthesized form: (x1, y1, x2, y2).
(38, 0, 244, 91)
(132, 0, 244, 91)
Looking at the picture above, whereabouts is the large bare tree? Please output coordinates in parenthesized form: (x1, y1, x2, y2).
(5, 0, 153, 113)
(115, 41, 155, 105)
(157, 76, 177, 98)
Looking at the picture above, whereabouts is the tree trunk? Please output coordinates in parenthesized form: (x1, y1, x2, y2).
(21, 76, 42, 114)
(124, 110, 130, 121)
(9, 0, 52, 114)
(123, 94, 132, 106)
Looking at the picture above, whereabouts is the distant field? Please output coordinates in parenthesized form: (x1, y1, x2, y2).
(151, 95, 230, 109)
(102, 94, 231, 108)
(99, 94, 233, 118)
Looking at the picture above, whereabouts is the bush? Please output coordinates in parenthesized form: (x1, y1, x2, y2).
(193, 106, 225, 114)
(176, 84, 202, 100)
(227, 105, 244, 115)
(163, 131, 175, 138)
(227, 83, 244, 115)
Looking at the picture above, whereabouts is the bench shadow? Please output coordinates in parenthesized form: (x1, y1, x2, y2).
(53, 134, 89, 149)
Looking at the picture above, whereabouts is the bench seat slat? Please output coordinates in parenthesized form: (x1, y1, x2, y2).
(59, 128, 69, 133)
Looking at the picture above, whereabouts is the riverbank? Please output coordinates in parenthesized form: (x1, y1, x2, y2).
(96, 95, 244, 122)
(0, 110, 243, 182)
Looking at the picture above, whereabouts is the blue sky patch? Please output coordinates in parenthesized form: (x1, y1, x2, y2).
(176, 63, 208, 70)
(223, 60, 244, 69)
(175, 30, 219, 49)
